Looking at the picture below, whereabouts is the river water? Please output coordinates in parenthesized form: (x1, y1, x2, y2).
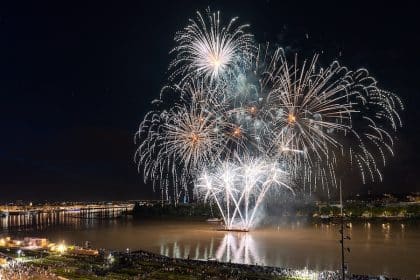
(1, 216, 418, 279)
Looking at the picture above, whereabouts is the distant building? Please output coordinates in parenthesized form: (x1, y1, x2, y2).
(0, 253, 12, 266)
(361, 211, 372, 218)
(70, 247, 99, 256)
(407, 192, 420, 202)
(24, 237, 48, 248)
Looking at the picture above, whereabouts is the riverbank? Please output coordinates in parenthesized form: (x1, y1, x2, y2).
(0, 248, 399, 280)
(129, 202, 420, 222)
(0, 247, 321, 280)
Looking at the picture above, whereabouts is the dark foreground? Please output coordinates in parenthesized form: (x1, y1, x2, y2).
(0, 248, 400, 280)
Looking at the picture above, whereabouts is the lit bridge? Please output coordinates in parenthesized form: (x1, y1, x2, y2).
(0, 202, 135, 217)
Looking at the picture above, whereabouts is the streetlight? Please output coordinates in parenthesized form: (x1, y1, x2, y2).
(339, 184, 351, 280)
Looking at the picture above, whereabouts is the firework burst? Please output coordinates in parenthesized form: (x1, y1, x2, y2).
(135, 10, 403, 229)
(170, 8, 254, 85)
(196, 155, 291, 229)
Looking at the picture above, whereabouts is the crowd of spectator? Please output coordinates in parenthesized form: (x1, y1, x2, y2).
(111, 250, 394, 280)
(0, 261, 60, 280)
(0, 250, 400, 280)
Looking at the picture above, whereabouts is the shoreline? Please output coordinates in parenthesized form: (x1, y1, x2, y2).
(0, 247, 400, 280)
(127, 213, 420, 222)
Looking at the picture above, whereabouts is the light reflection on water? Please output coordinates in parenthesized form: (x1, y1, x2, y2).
(0, 216, 418, 280)
(0, 208, 124, 231)
(159, 233, 261, 265)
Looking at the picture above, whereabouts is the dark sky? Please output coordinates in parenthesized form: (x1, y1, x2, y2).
(0, 1, 419, 202)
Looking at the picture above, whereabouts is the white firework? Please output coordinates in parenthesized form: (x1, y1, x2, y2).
(170, 8, 254, 85)
(257, 49, 403, 190)
(135, 10, 403, 230)
(196, 156, 292, 229)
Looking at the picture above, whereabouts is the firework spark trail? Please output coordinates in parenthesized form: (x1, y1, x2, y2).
(255, 49, 403, 192)
(135, 81, 231, 201)
(196, 156, 291, 229)
(170, 8, 255, 86)
(135, 9, 403, 229)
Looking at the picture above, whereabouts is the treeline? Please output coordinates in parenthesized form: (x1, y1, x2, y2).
(129, 201, 420, 220)
(317, 203, 420, 219)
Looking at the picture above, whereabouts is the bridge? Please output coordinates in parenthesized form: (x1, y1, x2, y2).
(0, 202, 135, 216)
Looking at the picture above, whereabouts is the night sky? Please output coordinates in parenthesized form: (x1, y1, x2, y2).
(0, 1, 419, 202)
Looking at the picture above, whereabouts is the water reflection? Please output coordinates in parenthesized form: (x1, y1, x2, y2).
(215, 233, 260, 264)
(1, 217, 418, 280)
(159, 232, 260, 265)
